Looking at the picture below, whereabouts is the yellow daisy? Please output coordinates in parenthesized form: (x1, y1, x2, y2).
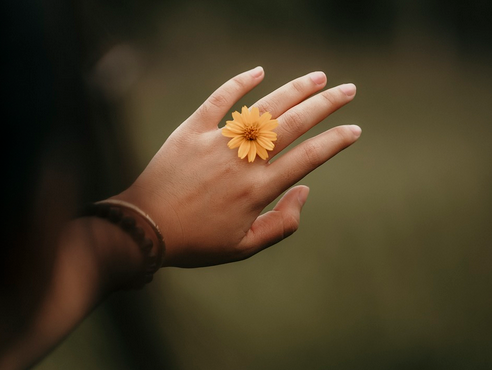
(221, 106, 278, 162)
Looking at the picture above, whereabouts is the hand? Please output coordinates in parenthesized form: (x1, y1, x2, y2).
(115, 66, 361, 267)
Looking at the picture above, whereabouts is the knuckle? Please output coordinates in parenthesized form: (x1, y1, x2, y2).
(291, 79, 305, 94)
(221, 160, 242, 179)
(195, 102, 209, 119)
(239, 179, 260, 200)
(282, 110, 304, 135)
(202, 76, 247, 113)
(331, 126, 352, 145)
(320, 90, 338, 107)
(282, 213, 300, 237)
(302, 139, 322, 166)
(231, 75, 247, 91)
(234, 237, 261, 262)
(207, 92, 229, 110)
(255, 99, 279, 115)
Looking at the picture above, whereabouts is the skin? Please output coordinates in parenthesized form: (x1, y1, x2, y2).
(0, 67, 360, 370)
(115, 66, 361, 267)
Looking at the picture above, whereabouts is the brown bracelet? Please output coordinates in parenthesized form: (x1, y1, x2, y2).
(79, 200, 165, 290)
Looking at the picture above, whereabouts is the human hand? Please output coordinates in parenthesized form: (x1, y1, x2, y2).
(115, 66, 361, 267)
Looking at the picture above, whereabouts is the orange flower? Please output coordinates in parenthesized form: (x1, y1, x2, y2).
(221, 106, 278, 162)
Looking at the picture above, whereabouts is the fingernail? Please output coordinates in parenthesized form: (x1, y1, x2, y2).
(339, 83, 356, 97)
(249, 66, 264, 78)
(349, 125, 362, 138)
(298, 186, 310, 208)
(309, 71, 326, 85)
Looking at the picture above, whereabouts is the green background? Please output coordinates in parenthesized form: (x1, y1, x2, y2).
(35, 1, 492, 369)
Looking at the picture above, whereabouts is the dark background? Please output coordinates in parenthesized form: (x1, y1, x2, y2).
(32, 0, 492, 369)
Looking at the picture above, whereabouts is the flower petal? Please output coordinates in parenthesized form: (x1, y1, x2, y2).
(232, 111, 243, 123)
(222, 127, 239, 137)
(238, 140, 251, 159)
(259, 112, 272, 123)
(259, 131, 277, 140)
(255, 142, 269, 160)
(256, 136, 275, 151)
(224, 122, 245, 134)
(248, 141, 257, 162)
(227, 136, 244, 149)
(250, 106, 260, 122)
(260, 119, 278, 131)
(241, 106, 250, 121)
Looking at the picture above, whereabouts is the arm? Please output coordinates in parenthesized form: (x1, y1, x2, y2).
(0, 67, 360, 370)
(0, 217, 146, 370)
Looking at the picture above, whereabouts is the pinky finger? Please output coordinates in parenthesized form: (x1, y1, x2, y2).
(266, 125, 362, 196)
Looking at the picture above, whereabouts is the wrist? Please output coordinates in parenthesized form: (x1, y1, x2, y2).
(77, 200, 165, 291)
(109, 187, 180, 267)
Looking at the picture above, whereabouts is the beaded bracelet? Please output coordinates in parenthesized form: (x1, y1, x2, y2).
(79, 199, 165, 290)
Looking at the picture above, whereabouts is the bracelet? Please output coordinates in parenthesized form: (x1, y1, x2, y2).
(79, 199, 165, 290)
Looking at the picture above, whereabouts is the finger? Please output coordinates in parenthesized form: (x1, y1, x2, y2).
(252, 71, 327, 118)
(236, 185, 309, 258)
(266, 125, 361, 197)
(270, 83, 357, 157)
(189, 66, 265, 131)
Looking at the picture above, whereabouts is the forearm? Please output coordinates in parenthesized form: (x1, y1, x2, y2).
(0, 217, 144, 370)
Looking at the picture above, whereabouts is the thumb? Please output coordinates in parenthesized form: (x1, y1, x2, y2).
(237, 185, 310, 258)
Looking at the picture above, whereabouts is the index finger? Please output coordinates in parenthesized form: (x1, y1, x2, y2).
(188, 66, 265, 131)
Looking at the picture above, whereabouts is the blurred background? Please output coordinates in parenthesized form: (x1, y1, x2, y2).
(33, 0, 491, 369)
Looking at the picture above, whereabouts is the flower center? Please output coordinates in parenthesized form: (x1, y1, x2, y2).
(244, 125, 259, 141)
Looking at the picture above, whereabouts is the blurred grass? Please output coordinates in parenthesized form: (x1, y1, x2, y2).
(35, 1, 492, 369)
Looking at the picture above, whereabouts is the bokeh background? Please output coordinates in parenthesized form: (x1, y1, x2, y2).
(34, 0, 492, 369)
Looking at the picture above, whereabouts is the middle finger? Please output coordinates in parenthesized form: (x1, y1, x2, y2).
(252, 71, 328, 118)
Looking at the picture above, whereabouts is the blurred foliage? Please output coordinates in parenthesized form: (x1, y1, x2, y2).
(33, 0, 492, 369)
